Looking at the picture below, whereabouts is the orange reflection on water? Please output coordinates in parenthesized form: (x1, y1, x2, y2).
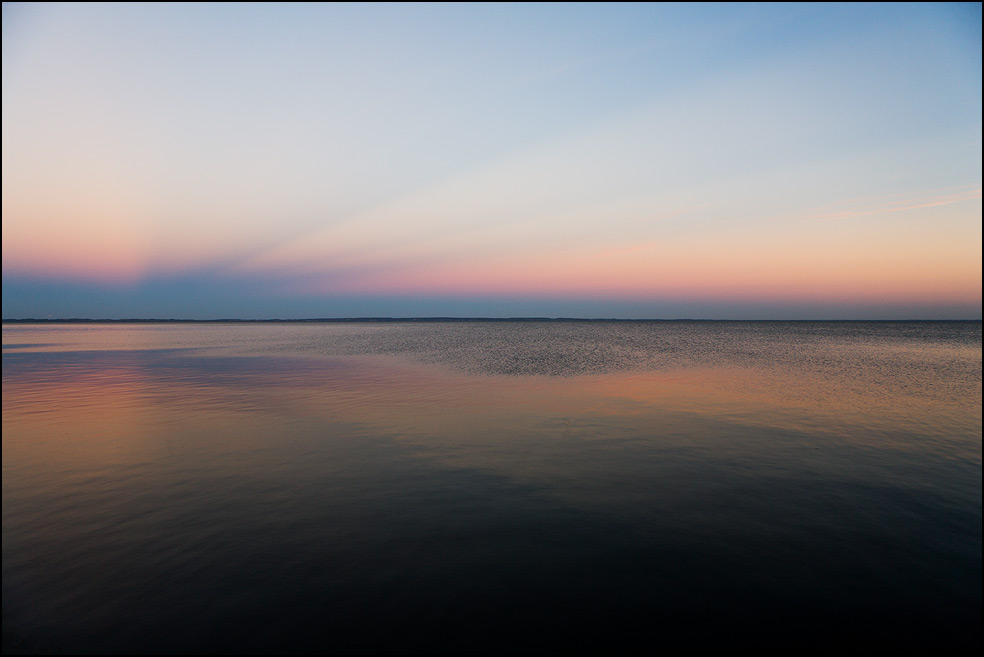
(4, 331, 980, 493)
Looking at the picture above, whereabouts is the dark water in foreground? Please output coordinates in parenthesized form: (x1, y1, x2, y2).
(2, 321, 981, 653)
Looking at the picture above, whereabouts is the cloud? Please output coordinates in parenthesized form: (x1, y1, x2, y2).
(812, 186, 982, 221)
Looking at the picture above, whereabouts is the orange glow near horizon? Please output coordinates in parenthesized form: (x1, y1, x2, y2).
(271, 210, 982, 307)
(2, 211, 147, 285)
(3, 129, 979, 310)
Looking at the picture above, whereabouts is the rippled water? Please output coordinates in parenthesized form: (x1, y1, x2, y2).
(3, 321, 981, 653)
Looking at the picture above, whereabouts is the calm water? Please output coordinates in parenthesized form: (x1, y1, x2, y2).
(2, 321, 981, 653)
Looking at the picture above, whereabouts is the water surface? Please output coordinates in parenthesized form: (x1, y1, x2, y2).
(3, 321, 981, 653)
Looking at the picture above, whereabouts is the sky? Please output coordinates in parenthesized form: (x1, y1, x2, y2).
(2, 2, 981, 320)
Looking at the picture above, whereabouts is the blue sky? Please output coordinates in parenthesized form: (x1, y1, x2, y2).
(3, 2, 981, 319)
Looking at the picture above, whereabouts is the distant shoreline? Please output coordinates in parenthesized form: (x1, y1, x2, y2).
(3, 318, 981, 324)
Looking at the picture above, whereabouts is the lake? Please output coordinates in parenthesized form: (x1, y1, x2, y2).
(2, 321, 981, 653)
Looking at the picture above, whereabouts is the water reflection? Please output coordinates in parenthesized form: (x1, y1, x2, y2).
(3, 322, 981, 653)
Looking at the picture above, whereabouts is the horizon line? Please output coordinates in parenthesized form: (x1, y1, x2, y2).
(3, 317, 982, 324)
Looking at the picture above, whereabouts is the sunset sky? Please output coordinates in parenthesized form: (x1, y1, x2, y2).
(3, 2, 981, 319)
